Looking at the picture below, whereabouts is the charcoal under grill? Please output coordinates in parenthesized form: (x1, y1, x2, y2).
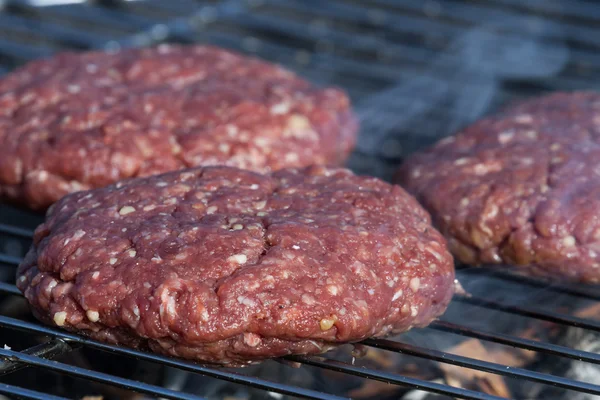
(2, 0, 600, 399)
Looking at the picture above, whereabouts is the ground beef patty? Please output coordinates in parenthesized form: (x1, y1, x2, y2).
(17, 165, 454, 365)
(397, 91, 600, 283)
(0, 45, 357, 211)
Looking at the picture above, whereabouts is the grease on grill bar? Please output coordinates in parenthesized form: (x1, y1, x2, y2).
(1, 0, 600, 399)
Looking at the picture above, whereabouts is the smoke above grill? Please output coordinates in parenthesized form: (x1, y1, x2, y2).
(356, 12, 569, 163)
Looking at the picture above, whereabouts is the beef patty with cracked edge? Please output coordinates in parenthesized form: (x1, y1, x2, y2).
(17, 165, 455, 366)
(0, 44, 357, 211)
(397, 91, 600, 283)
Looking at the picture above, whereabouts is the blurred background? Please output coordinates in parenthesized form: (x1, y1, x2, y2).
(1, 1, 600, 400)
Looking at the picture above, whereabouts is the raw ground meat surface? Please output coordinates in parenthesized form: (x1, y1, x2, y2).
(398, 91, 600, 283)
(17, 165, 455, 365)
(0, 44, 357, 210)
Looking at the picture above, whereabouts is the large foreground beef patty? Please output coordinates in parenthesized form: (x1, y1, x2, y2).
(0, 45, 357, 211)
(17, 165, 454, 366)
(397, 91, 600, 283)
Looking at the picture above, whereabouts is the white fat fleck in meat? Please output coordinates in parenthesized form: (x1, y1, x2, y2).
(392, 289, 403, 301)
(270, 101, 291, 115)
(109, 258, 117, 265)
(249, 184, 259, 190)
(128, 249, 137, 258)
(284, 153, 299, 163)
(319, 316, 336, 331)
(498, 130, 514, 144)
(292, 245, 300, 250)
(473, 162, 501, 176)
(67, 84, 81, 94)
(454, 158, 469, 166)
(426, 245, 445, 262)
(301, 293, 316, 305)
(45, 280, 58, 296)
(237, 296, 257, 307)
(228, 254, 247, 264)
(562, 236, 576, 247)
(143, 205, 156, 211)
(520, 157, 534, 166)
(306, 340, 322, 351)
(459, 198, 470, 208)
(143, 282, 152, 289)
(409, 277, 420, 292)
(206, 206, 218, 214)
(411, 305, 419, 317)
(225, 124, 239, 137)
(254, 200, 267, 210)
(159, 289, 177, 319)
(92, 271, 100, 279)
(86, 63, 98, 73)
(367, 289, 375, 295)
(514, 114, 533, 123)
(86, 310, 100, 322)
(119, 206, 136, 215)
(482, 204, 499, 220)
(326, 285, 340, 296)
(231, 224, 244, 231)
(243, 332, 262, 347)
(71, 229, 86, 240)
(429, 263, 437, 272)
(524, 130, 538, 139)
(53, 311, 67, 326)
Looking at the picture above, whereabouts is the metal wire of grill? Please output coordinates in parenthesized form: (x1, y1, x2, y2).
(1, 0, 600, 399)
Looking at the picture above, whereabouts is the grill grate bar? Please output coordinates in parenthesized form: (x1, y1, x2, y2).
(484, 0, 600, 21)
(0, 38, 54, 62)
(0, 282, 21, 295)
(430, 320, 600, 364)
(265, 0, 600, 71)
(362, 337, 600, 396)
(458, 267, 600, 301)
(0, 253, 23, 266)
(0, 382, 69, 400)
(0, 347, 209, 400)
(0, 223, 35, 239)
(0, 339, 73, 376)
(0, 13, 109, 49)
(368, 0, 600, 49)
(455, 294, 600, 331)
(0, 315, 348, 400)
(287, 355, 505, 400)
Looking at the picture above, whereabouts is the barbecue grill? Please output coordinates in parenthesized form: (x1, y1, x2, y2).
(2, 0, 600, 399)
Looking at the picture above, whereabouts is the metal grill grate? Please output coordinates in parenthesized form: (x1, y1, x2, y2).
(1, 0, 600, 399)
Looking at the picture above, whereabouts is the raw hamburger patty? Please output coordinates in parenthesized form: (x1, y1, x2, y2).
(0, 45, 357, 211)
(17, 165, 454, 365)
(397, 91, 600, 282)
